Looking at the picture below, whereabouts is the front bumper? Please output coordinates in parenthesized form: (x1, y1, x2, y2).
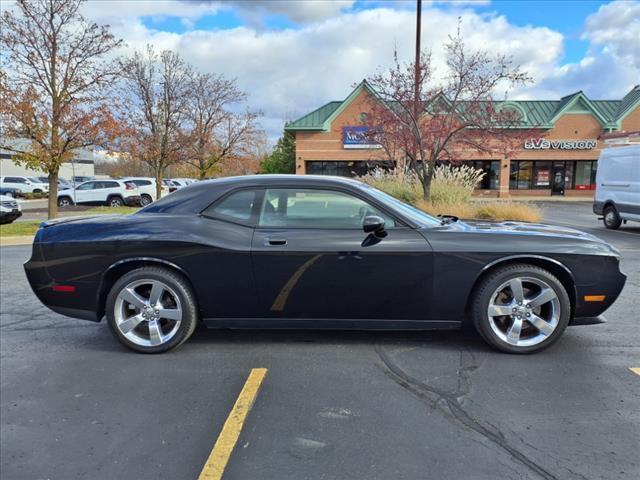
(593, 200, 604, 215)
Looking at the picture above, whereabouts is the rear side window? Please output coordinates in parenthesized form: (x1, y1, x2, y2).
(203, 189, 258, 224)
(102, 181, 120, 188)
(133, 180, 151, 186)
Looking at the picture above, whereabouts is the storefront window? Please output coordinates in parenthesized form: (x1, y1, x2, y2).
(469, 160, 499, 189)
(532, 161, 551, 189)
(573, 161, 596, 190)
(510, 161, 535, 189)
(305, 161, 392, 177)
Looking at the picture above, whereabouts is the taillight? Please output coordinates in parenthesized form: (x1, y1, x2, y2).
(125, 183, 134, 190)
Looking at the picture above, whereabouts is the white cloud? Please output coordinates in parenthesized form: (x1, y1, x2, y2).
(583, 0, 640, 69)
(517, 0, 640, 100)
(74, 1, 638, 141)
(229, 0, 356, 25)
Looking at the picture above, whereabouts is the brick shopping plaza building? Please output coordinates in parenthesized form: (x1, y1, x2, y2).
(285, 82, 640, 197)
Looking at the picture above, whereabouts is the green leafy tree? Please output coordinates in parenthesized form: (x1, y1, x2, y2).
(260, 131, 295, 174)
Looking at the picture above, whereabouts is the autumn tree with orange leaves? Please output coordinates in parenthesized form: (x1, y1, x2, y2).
(0, 0, 123, 218)
(361, 27, 533, 200)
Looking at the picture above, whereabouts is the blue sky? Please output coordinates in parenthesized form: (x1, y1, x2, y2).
(140, 0, 610, 63)
(79, 0, 639, 140)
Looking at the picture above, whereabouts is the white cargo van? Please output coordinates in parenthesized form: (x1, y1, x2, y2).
(593, 143, 640, 229)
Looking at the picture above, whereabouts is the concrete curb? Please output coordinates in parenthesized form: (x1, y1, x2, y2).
(0, 236, 35, 247)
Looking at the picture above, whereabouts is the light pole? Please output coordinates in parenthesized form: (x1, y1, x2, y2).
(414, 0, 422, 114)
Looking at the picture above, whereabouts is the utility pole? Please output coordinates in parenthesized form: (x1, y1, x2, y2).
(414, 0, 422, 113)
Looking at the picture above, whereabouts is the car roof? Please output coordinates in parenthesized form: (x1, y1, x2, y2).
(195, 174, 364, 188)
(141, 174, 368, 215)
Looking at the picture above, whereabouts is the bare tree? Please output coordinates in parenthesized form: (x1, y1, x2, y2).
(0, 0, 123, 218)
(361, 26, 533, 200)
(182, 72, 262, 179)
(119, 46, 191, 198)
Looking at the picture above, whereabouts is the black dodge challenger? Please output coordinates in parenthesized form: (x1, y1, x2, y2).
(25, 175, 626, 354)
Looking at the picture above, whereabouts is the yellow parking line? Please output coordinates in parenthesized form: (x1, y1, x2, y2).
(630, 368, 640, 376)
(198, 368, 268, 480)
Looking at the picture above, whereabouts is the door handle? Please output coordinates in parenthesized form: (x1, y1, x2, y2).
(265, 238, 287, 246)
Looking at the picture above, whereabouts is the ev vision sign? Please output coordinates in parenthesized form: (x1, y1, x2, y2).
(524, 138, 597, 150)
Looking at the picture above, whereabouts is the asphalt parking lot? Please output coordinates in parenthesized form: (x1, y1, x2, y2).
(1, 202, 638, 480)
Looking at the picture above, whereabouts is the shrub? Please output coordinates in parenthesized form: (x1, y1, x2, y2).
(430, 164, 484, 205)
(417, 200, 542, 223)
(357, 168, 422, 204)
(472, 201, 542, 223)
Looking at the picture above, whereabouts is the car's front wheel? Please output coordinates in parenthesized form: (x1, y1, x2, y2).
(603, 205, 622, 229)
(472, 264, 570, 354)
(106, 267, 199, 353)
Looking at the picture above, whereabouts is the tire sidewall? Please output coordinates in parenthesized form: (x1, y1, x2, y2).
(106, 267, 198, 353)
(140, 194, 152, 206)
(603, 206, 621, 229)
(109, 196, 124, 207)
(473, 265, 571, 354)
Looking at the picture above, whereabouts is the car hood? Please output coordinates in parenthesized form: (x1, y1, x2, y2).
(460, 220, 607, 243)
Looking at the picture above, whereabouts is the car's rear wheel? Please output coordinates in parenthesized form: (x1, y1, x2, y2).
(472, 264, 570, 354)
(58, 196, 73, 207)
(603, 205, 621, 229)
(106, 267, 198, 353)
(108, 196, 124, 207)
(140, 194, 152, 206)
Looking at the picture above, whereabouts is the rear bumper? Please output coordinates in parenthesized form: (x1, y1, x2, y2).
(124, 195, 141, 206)
(0, 210, 22, 223)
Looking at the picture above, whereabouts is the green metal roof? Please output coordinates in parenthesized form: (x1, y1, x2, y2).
(285, 83, 640, 132)
(285, 101, 342, 130)
(616, 85, 640, 119)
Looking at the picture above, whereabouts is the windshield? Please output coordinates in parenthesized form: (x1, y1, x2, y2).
(358, 183, 442, 227)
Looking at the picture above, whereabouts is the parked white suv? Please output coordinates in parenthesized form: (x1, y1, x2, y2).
(0, 176, 49, 194)
(57, 180, 141, 207)
(121, 177, 169, 206)
(0, 194, 22, 224)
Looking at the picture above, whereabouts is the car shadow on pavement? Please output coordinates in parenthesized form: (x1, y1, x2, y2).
(187, 323, 492, 352)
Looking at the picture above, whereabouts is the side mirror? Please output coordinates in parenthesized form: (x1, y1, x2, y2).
(363, 215, 387, 237)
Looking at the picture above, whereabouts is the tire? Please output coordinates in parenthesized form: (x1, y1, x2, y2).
(140, 194, 152, 206)
(58, 196, 73, 207)
(471, 264, 571, 354)
(106, 267, 199, 353)
(33, 189, 42, 194)
(108, 196, 124, 207)
(603, 205, 622, 230)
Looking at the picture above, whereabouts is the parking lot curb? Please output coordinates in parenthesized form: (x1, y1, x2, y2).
(0, 236, 35, 247)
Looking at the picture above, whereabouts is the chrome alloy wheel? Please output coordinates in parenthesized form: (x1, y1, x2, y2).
(114, 279, 183, 347)
(487, 276, 560, 347)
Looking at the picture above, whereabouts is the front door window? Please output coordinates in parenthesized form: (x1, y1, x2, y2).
(258, 188, 395, 229)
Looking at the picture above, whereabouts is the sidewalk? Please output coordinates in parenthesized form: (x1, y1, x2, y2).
(0, 236, 35, 247)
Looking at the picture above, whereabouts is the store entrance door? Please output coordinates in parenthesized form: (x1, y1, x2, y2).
(551, 161, 565, 195)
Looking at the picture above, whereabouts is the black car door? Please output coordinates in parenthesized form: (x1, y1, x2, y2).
(251, 187, 434, 321)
